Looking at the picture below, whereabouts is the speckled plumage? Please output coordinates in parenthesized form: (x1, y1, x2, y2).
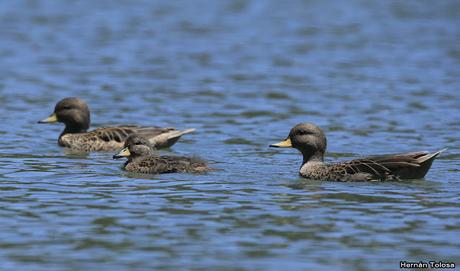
(270, 123, 444, 182)
(113, 134, 209, 174)
(38, 97, 195, 152)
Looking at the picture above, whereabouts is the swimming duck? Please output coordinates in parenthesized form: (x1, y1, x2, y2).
(270, 123, 445, 181)
(38, 97, 195, 152)
(113, 134, 209, 174)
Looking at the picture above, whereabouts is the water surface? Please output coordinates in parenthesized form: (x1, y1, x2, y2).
(0, 0, 459, 270)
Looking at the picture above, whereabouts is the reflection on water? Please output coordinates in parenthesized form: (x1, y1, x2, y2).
(0, 0, 459, 270)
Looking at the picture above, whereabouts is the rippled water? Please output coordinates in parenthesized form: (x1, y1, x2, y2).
(0, 0, 459, 270)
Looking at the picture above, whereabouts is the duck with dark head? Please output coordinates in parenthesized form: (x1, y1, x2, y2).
(38, 97, 195, 152)
(270, 122, 445, 182)
(113, 134, 210, 174)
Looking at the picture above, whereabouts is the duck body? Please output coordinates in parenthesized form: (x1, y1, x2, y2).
(271, 123, 444, 182)
(58, 125, 180, 152)
(113, 134, 209, 174)
(123, 155, 209, 174)
(299, 150, 443, 182)
(39, 97, 194, 152)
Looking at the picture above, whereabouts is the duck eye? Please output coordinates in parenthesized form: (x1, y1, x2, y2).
(134, 141, 142, 145)
(62, 106, 72, 110)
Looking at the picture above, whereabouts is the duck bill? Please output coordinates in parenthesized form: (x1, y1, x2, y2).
(113, 147, 131, 159)
(269, 138, 292, 148)
(38, 113, 58, 123)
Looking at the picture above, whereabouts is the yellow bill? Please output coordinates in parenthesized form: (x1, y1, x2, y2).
(38, 113, 58, 123)
(269, 138, 292, 148)
(113, 147, 131, 159)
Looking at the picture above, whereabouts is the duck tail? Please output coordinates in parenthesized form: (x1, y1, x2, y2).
(148, 128, 196, 149)
(398, 148, 446, 179)
(416, 148, 446, 164)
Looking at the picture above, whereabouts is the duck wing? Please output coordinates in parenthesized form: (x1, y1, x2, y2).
(328, 158, 395, 181)
(92, 125, 175, 142)
(134, 155, 208, 174)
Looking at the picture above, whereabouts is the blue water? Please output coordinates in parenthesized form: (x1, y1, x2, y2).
(0, 0, 459, 270)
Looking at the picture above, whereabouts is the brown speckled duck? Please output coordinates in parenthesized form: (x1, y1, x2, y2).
(38, 97, 195, 152)
(113, 134, 210, 174)
(270, 123, 445, 182)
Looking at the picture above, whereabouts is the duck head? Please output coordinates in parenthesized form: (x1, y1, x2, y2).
(113, 134, 154, 159)
(38, 97, 90, 133)
(270, 122, 327, 163)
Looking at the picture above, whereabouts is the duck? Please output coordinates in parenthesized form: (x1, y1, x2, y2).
(113, 134, 210, 174)
(270, 122, 445, 182)
(38, 97, 195, 152)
